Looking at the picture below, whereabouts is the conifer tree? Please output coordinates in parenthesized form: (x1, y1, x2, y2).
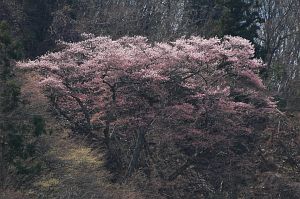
(0, 21, 45, 187)
(217, 0, 261, 42)
(185, 0, 261, 54)
(0, 21, 22, 187)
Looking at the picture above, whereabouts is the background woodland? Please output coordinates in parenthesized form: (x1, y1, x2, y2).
(1, 0, 300, 198)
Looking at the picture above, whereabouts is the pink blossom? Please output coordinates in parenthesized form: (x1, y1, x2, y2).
(17, 35, 276, 151)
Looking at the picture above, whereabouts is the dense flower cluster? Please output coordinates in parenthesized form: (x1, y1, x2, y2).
(18, 35, 276, 151)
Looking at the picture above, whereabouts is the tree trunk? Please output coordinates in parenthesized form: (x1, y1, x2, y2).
(124, 128, 146, 180)
(103, 121, 110, 149)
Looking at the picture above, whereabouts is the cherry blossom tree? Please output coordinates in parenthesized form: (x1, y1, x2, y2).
(18, 34, 277, 180)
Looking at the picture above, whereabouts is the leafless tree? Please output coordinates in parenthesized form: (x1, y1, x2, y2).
(258, 0, 300, 98)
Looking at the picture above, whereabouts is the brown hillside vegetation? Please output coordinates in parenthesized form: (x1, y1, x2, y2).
(4, 60, 300, 199)
(24, 128, 143, 199)
(1, 72, 143, 199)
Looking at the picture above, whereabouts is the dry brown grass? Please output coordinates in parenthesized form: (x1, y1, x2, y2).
(24, 128, 143, 199)
(0, 189, 29, 199)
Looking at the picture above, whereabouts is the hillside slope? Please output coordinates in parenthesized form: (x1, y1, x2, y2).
(0, 72, 143, 199)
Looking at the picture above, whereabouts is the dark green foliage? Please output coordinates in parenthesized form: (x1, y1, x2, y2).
(0, 21, 22, 75)
(0, 21, 22, 115)
(1, 80, 21, 113)
(33, 115, 46, 137)
(186, 0, 262, 55)
(218, 0, 263, 57)
(14, 160, 42, 175)
(20, 0, 56, 57)
(0, 20, 46, 180)
(0, 21, 22, 111)
(217, 0, 261, 41)
(7, 131, 24, 160)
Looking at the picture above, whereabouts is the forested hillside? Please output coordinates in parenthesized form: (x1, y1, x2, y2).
(1, 0, 300, 198)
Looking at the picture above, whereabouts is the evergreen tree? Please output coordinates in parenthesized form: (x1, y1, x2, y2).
(217, 0, 261, 42)
(185, 0, 262, 55)
(0, 21, 45, 187)
(0, 21, 21, 187)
